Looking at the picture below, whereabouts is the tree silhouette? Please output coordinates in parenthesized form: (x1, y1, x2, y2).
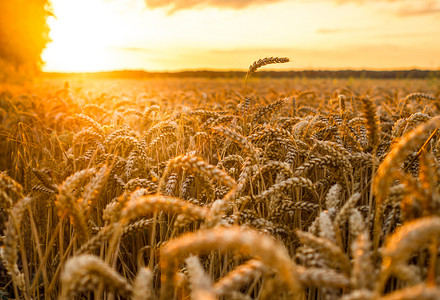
(0, 0, 51, 80)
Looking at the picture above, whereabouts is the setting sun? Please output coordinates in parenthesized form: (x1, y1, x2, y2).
(42, 0, 142, 72)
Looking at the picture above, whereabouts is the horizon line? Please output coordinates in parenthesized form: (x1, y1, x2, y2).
(43, 68, 440, 74)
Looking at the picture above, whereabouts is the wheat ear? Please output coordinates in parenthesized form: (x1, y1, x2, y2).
(0, 172, 24, 209)
(381, 216, 440, 267)
(158, 154, 236, 193)
(213, 259, 266, 297)
(378, 284, 440, 300)
(247, 57, 290, 76)
(325, 184, 341, 210)
(56, 168, 96, 242)
(132, 267, 155, 300)
(375, 216, 440, 294)
(244, 56, 289, 98)
(295, 230, 351, 274)
(373, 116, 440, 252)
(360, 97, 380, 151)
(254, 176, 316, 203)
(340, 290, 374, 300)
(296, 266, 351, 289)
(185, 255, 216, 300)
(160, 227, 301, 300)
(374, 116, 440, 203)
(59, 254, 133, 300)
(120, 194, 209, 225)
(2, 196, 32, 296)
(213, 126, 260, 163)
(351, 232, 374, 290)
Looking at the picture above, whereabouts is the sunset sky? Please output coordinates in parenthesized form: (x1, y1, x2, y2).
(42, 0, 440, 72)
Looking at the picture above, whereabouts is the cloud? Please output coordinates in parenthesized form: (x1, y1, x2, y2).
(396, 2, 440, 16)
(333, 0, 440, 16)
(143, 0, 440, 17)
(333, 0, 398, 3)
(144, 0, 285, 13)
(315, 25, 376, 35)
(316, 28, 342, 34)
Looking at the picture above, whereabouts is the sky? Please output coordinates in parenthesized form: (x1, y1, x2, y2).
(42, 0, 440, 72)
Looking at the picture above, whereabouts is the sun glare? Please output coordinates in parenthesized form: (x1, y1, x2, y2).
(42, 0, 141, 72)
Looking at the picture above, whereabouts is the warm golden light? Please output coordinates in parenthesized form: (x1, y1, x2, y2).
(42, 0, 147, 72)
(42, 0, 440, 72)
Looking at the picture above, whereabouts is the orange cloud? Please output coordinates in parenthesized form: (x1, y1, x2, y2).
(144, 0, 285, 13)
(144, 0, 440, 17)
(335, 0, 440, 16)
(396, 1, 440, 16)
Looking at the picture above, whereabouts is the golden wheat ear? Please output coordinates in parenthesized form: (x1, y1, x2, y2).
(244, 57, 290, 95)
(160, 227, 302, 300)
(185, 255, 216, 300)
(132, 267, 155, 300)
(247, 57, 290, 77)
(59, 254, 133, 300)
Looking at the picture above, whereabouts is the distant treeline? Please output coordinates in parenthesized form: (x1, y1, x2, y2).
(45, 69, 440, 79)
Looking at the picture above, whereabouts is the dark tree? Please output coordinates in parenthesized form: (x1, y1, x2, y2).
(0, 0, 51, 80)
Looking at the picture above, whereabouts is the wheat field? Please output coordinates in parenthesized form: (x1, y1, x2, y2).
(1, 64, 440, 299)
